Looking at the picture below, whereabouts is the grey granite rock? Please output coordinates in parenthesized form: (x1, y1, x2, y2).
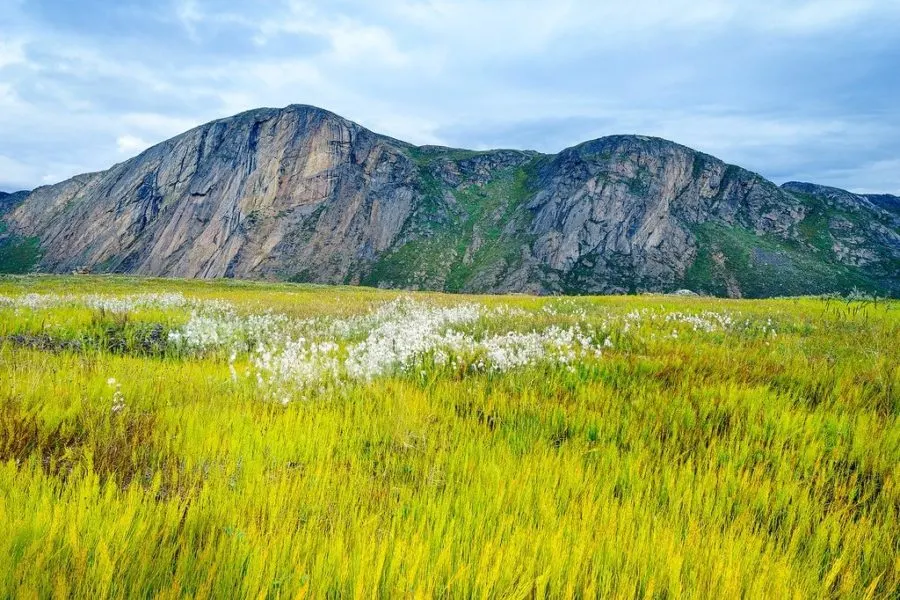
(3, 105, 898, 297)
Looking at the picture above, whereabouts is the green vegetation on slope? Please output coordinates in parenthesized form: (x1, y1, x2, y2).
(684, 221, 886, 298)
(0, 275, 897, 598)
(443, 166, 535, 291)
(0, 222, 42, 274)
(365, 152, 539, 291)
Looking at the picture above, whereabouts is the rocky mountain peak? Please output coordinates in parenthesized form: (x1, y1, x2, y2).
(1, 105, 897, 297)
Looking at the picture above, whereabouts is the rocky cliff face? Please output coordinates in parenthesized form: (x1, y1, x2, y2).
(2, 105, 898, 297)
(521, 137, 807, 294)
(861, 193, 900, 215)
(0, 190, 30, 217)
(6, 107, 422, 282)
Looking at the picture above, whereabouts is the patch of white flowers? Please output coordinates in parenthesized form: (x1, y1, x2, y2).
(161, 297, 616, 397)
(617, 307, 773, 339)
(5, 290, 783, 402)
(663, 311, 734, 332)
(253, 300, 613, 394)
(344, 299, 483, 379)
(107, 377, 125, 413)
(168, 306, 291, 352)
(0, 292, 194, 312)
(475, 325, 603, 372)
(254, 339, 341, 389)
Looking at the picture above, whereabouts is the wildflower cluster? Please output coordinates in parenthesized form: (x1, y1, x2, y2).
(343, 299, 483, 379)
(3, 290, 784, 400)
(663, 311, 734, 332)
(254, 340, 341, 389)
(0, 292, 193, 312)
(107, 377, 125, 413)
(473, 325, 605, 372)
(157, 297, 616, 397)
(249, 299, 613, 395)
(168, 305, 289, 352)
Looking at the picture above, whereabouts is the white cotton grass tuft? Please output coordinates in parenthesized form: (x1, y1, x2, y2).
(248, 299, 610, 391)
(162, 296, 615, 394)
(0, 292, 195, 312)
(108, 378, 125, 413)
(343, 299, 483, 380)
(7, 290, 778, 401)
(154, 296, 778, 399)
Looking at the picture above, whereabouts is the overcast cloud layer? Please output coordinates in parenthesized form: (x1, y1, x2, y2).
(1, 0, 899, 193)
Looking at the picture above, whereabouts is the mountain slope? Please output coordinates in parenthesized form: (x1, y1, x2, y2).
(862, 193, 900, 215)
(5, 107, 423, 281)
(2, 105, 898, 296)
(0, 190, 30, 217)
(0, 190, 39, 274)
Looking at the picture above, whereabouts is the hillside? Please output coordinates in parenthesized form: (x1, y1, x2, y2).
(2, 105, 898, 296)
(862, 193, 900, 215)
(0, 190, 29, 217)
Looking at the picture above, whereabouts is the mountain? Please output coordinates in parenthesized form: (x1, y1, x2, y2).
(0, 190, 30, 217)
(862, 193, 900, 215)
(0, 190, 39, 274)
(2, 105, 898, 297)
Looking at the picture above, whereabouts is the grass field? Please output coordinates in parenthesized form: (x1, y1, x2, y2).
(0, 275, 897, 598)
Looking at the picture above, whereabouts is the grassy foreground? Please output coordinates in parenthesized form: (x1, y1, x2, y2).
(0, 276, 897, 598)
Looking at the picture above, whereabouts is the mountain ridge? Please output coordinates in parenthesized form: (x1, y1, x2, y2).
(2, 104, 898, 297)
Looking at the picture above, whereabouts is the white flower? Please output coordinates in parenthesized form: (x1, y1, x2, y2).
(1, 292, 194, 312)
(111, 387, 125, 413)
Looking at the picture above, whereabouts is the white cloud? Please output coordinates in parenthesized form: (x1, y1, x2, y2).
(116, 135, 150, 154)
(0, 155, 39, 190)
(243, 59, 324, 91)
(362, 113, 445, 146)
(2, 0, 900, 193)
(120, 113, 202, 138)
(0, 38, 26, 70)
(800, 158, 900, 195)
(384, 0, 885, 51)
(325, 19, 409, 66)
(0, 83, 19, 106)
(760, 0, 892, 34)
(200, 1, 414, 67)
(174, 0, 203, 41)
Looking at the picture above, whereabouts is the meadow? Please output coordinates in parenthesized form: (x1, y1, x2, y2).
(0, 275, 897, 598)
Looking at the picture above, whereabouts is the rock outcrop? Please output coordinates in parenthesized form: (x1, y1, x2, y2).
(861, 193, 900, 215)
(0, 190, 30, 217)
(2, 105, 898, 297)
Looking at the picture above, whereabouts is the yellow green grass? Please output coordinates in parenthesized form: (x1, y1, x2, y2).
(0, 275, 897, 598)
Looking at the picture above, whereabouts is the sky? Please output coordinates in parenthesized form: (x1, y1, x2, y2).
(1, 0, 899, 194)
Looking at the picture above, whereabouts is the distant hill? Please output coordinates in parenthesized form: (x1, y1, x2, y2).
(862, 193, 900, 215)
(2, 105, 898, 296)
(0, 190, 30, 217)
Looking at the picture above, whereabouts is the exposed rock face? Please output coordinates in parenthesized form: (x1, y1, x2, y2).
(0, 190, 30, 217)
(782, 182, 880, 211)
(861, 193, 900, 215)
(7, 107, 420, 282)
(778, 182, 900, 282)
(3, 105, 898, 297)
(521, 136, 807, 294)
